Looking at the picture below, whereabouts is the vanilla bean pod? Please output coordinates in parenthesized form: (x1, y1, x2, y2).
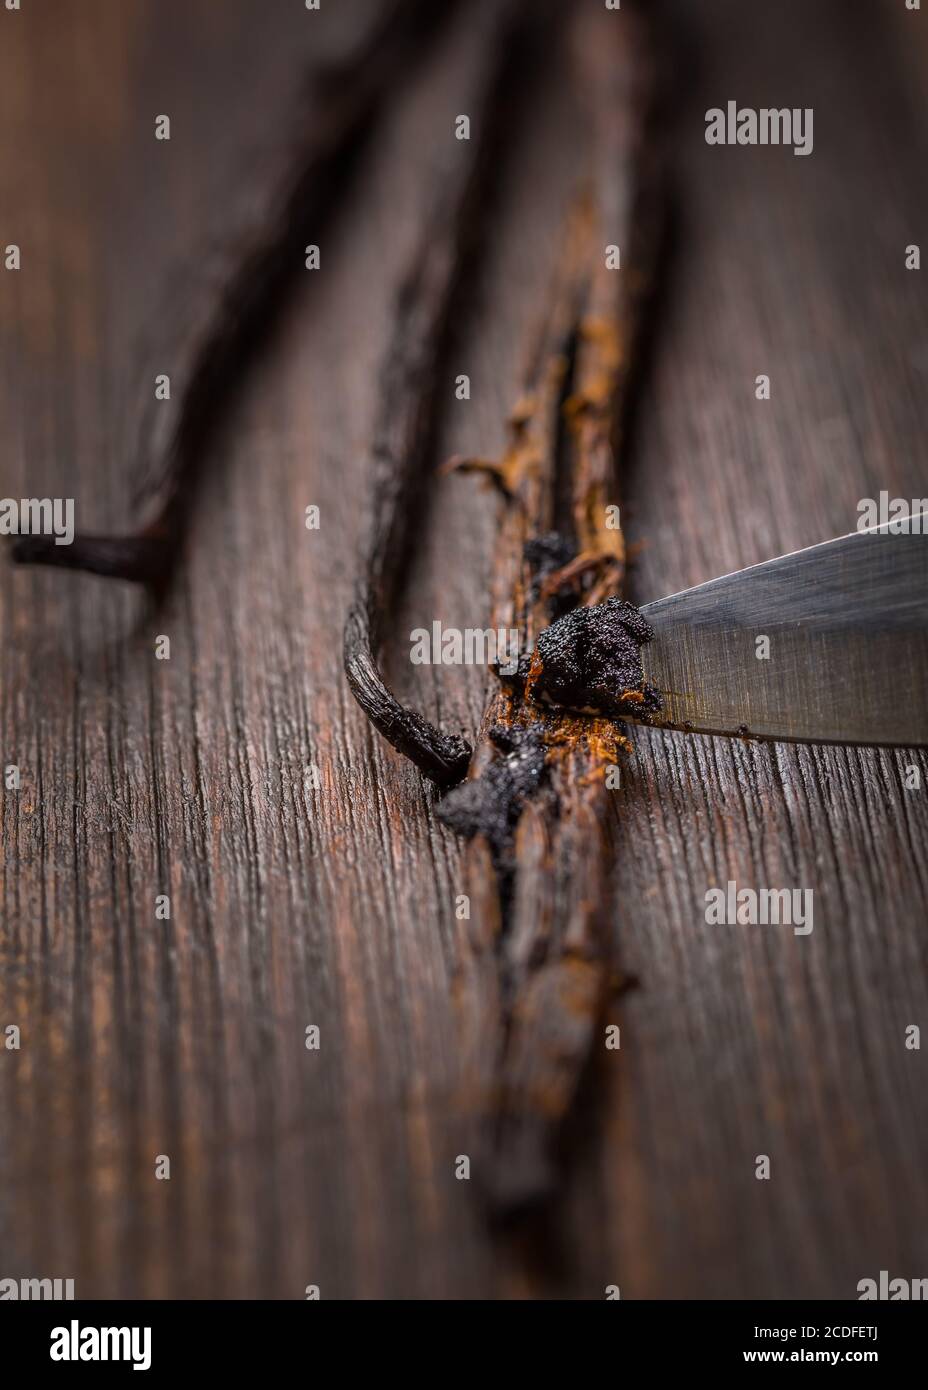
(344, 0, 543, 787)
(441, 4, 666, 1216)
(9, 0, 457, 591)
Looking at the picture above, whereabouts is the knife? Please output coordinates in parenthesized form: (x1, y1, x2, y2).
(634, 515, 928, 748)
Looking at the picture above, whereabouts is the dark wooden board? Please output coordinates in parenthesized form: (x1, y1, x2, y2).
(1, 0, 926, 1298)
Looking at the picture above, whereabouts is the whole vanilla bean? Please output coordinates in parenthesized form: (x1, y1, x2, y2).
(344, 0, 544, 787)
(9, 0, 458, 592)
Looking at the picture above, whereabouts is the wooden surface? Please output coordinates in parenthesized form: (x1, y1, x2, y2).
(1, 0, 927, 1299)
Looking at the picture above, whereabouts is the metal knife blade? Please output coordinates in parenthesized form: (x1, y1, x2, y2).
(635, 516, 928, 748)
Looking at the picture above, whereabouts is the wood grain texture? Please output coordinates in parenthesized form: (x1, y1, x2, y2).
(1, 0, 926, 1299)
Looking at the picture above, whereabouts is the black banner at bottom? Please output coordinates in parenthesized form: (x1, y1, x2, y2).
(0, 1300, 921, 1376)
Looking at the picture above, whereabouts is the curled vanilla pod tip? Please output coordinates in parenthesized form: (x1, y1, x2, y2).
(344, 595, 473, 787)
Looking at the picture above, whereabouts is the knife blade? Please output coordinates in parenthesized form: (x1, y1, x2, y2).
(634, 515, 928, 748)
